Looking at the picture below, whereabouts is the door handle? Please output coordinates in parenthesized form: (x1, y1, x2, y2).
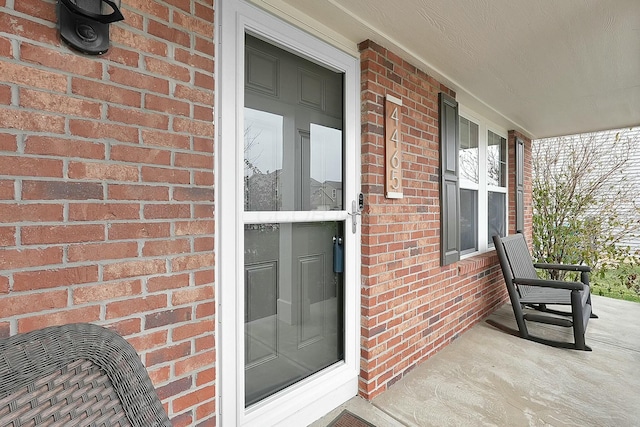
(348, 200, 361, 234)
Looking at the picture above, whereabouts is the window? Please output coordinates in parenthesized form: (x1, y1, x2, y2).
(487, 130, 507, 245)
(459, 110, 508, 255)
(459, 117, 479, 253)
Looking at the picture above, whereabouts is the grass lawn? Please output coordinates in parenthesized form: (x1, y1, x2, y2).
(591, 265, 640, 303)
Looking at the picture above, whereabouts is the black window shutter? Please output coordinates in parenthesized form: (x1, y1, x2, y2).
(439, 92, 460, 265)
(515, 137, 525, 233)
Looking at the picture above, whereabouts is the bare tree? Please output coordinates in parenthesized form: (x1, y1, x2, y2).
(532, 128, 640, 284)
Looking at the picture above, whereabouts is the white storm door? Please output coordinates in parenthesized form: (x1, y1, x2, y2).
(217, 1, 361, 426)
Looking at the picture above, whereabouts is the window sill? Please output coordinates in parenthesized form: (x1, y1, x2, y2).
(457, 249, 498, 276)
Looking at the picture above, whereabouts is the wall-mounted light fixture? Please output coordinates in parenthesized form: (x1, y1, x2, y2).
(57, 0, 125, 55)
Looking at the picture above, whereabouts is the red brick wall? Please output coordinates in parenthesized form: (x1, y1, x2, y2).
(0, 1, 216, 425)
(358, 40, 509, 400)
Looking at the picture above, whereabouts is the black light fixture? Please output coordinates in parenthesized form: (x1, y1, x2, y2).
(57, 0, 125, 55)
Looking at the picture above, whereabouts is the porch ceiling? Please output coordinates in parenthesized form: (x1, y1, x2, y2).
(255, 0, 640, 139)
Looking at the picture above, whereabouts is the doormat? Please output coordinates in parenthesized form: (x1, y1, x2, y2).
(327, 410, 376, 427)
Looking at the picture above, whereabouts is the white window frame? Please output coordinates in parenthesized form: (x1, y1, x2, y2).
(459, 107, 509, 257)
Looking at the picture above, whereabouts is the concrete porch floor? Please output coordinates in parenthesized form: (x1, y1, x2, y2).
(310, 295, 640, 426)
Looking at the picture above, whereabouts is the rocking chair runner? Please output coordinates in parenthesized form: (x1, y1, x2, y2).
(0, 323, 172, 426)
(492, 233, 596, 351)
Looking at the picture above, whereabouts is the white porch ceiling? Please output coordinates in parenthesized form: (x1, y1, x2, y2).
(253, 0, 640, 139)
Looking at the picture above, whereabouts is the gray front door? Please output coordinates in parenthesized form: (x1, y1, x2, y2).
(243, 34, 346, 407)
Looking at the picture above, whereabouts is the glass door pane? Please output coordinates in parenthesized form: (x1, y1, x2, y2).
(244, 35, 343, 213)
(244, 222, 344, 406)
(243, 34, 345, 407)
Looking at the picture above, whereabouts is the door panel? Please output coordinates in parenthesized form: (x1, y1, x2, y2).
(245, 261, 278, 367)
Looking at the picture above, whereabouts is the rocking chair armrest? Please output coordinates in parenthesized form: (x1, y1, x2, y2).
(533, 263, 591, 273)
(512, 277, 585, 291)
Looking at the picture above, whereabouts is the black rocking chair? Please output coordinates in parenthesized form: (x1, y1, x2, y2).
(492, 233, 597, 351)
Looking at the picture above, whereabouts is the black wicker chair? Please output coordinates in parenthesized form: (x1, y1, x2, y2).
(492, 233, 596, 351)
(0, 323, 172, 426)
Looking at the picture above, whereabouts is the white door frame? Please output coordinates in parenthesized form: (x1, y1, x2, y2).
(215, 1, 361, 425)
